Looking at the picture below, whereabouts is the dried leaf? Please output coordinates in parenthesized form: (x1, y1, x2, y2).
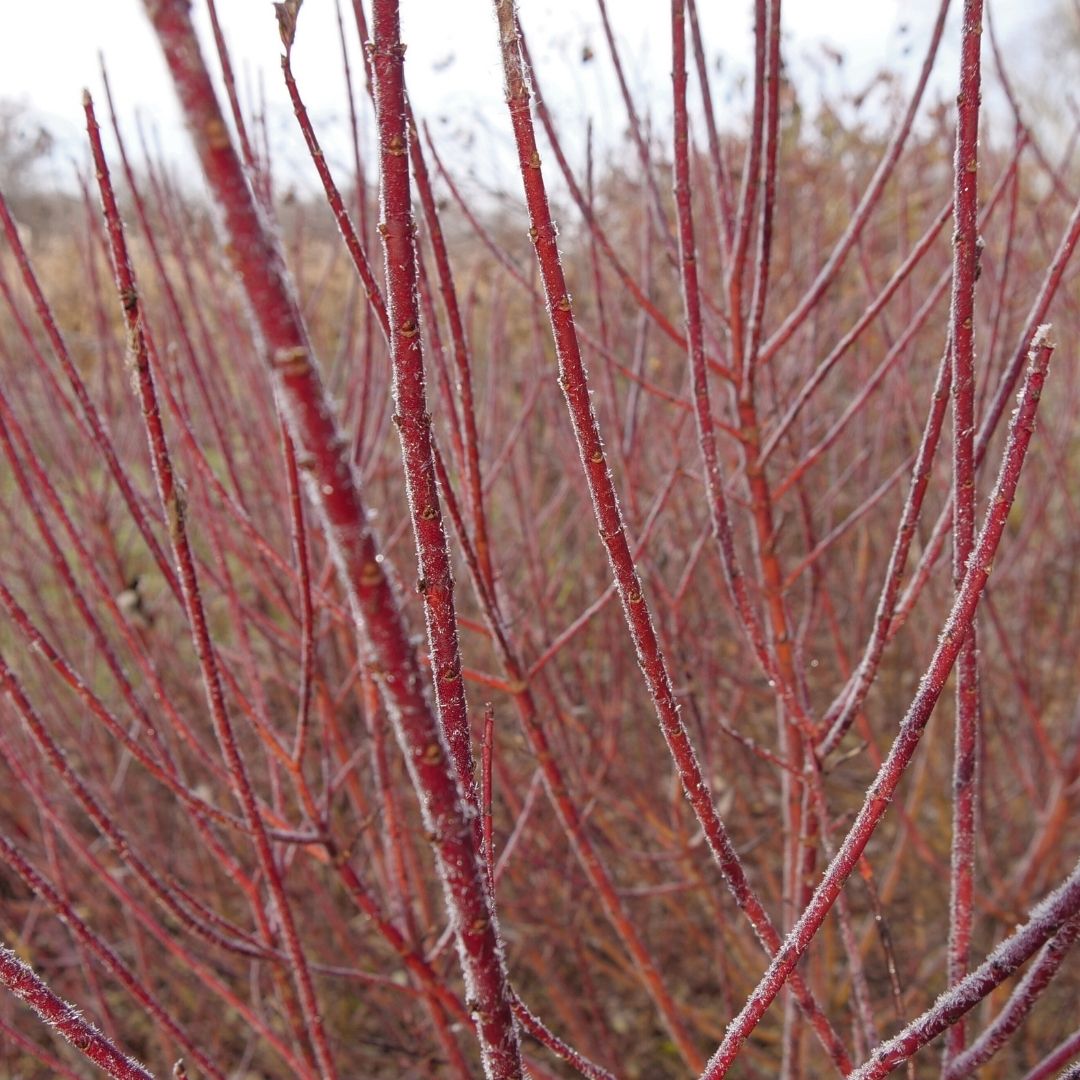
(274, 0, 302, 53)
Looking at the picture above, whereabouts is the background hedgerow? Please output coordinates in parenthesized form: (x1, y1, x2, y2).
(1, 1, 1079, 1077)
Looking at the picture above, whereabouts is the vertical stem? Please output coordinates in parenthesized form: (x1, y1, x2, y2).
(945, 2, 984, 1066)
(744, 0, 782, 368)
(140, 5, 523, 1076)
(85, 90, 338, 1080)
(367, 0, 477, 811)
(702, 336, 1053, 1076)
(758, 0, 952, 365)
(481, 702, 497, 900)
(406, 102, 496, 594)
(0, 944, 154, 1080)
(494, 1, 852, 1072)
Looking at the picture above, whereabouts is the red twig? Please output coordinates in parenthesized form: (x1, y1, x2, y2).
(0, 833, 226, 1080)
(0, 944, 153, 1080)
(368, 0, 481, 814)
(819, 349, 952, 755)
(944, 914, 1080, 1079)
(510, 992, 617, 1080)
(493, 2, 851, 1072)
(944, 5, 985, 1063)
(141, 5, 522, 1075)
(850, 859, 1080, 1078)
(85, 88, 338, 1078)
(757, 0, 951, 365)
(702, 332, 1054, 1076)
(1021, 1028, 1080, 1080)
(481, 701, 497, 900)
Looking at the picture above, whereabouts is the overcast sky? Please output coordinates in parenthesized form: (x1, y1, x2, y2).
(0, 2, 1049, 196)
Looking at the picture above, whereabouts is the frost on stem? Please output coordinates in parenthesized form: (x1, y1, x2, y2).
(1030, 322, 1054, 351)
(848, 856, 1080, 1078)
(3, 1, 1078, 1076)
(703, 336, 1054, 1076)
(0, 945, 153, 1080)
(141, 1, 523, 1076)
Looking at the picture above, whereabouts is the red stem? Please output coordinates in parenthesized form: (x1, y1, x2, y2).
(0, 833, 226, 1080)
(944, 914, 1080, 1079)
(849, 859, 1080, 1079)
(141, 4, 522, 1075)
(482, 702, 497, 900)
(701, 333, 1054, 1076)
(368, 0, 486, 817)
(85, 89, 338, 1078)
(1021, 1028, 1080, 1080)
(945, 4, 985, 1063)
(494, 2, 852, 1071)
(758, 0, 952, 365)
(0, 943, 153, 1080)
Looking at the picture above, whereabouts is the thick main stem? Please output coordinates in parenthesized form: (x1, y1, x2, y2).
(945, 3, 985, 1066)
(141, 3, 522, 1076)
(0, 944, 153, 1080)
(368, 0, 477, 814)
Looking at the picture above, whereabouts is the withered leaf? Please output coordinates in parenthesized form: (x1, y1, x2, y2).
(274, 0, 303, 53)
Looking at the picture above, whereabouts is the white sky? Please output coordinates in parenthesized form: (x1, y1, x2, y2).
(0, 2, 1049, 195)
